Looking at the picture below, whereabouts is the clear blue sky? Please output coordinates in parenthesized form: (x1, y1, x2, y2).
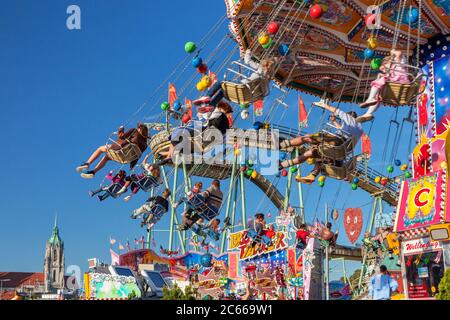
(0, 0, 414, 281)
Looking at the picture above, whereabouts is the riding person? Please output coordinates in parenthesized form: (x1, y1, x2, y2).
(295, 224, 310, 249)
(160, 101, 233, 161)
(77, 123, 149, 179)
(358, 49, 410, 123)
(178, 180, 223, 231)
(247, 213, 272, 247)
(279, 100, 363, 182)
(193, 49, 277, 107)
(89, 170, 127, 201)
(131, 188, 171, 228)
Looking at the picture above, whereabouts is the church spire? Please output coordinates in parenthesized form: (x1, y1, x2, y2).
(49, 214, 62, 247)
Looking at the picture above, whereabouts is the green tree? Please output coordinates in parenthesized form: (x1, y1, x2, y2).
(162, 283, 198, 300)
(127, 290, 138, 300)
(436, 269, 450, 300)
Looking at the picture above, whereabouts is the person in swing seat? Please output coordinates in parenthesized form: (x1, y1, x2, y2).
(357, 49, 410, 123)
(159, 102, 233, 161)
(89, 170, 127, 201)
(279, 100, 363, 183)
(77, 123, 149, 179)
(192, 49, 278, 107)
(132, 188, 171, 228)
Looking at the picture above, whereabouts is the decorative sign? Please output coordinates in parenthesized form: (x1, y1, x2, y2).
(343, 208, 363, 244)
(86, 273, 141, 299)
(302, 238, 315, 300)
(228, 229, 287, 260)
(395, 172, 444, 232)
(418, 267, 429, 278)
(401, 238, 442, 255)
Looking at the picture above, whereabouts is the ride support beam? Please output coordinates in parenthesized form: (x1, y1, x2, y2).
(161, 165, 186, 253)
(240, 166, 246, 225)
(220, 156, 237, 253)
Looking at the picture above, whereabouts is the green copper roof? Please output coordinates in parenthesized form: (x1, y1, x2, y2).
(48, 215, 62, 246)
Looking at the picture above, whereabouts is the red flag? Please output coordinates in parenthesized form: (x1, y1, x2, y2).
(361, 133, 372, 157)
(168, 83, 177, 108)
(185, 97, 193, 119)
(110, 249, 120, 266)
(418, 94, 428, 126)
(298, 95, 308, 127)
(209, 71, 218, 86)
(227, 114, 233, 127)
(254, 100, 264, 117)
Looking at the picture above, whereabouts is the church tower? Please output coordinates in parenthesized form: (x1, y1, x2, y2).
(44, 216, 65, 292)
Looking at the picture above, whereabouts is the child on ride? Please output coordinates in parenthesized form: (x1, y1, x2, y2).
(357, 49, 410, 123)
(119, 156, 163, 202)
(89, 170, 126, 201)
(296, 224, 310, 249)
(131, 188, 171, 228)
(193, 49, 277, 107)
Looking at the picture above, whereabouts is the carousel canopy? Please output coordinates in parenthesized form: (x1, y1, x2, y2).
(225, 0, 450, 102)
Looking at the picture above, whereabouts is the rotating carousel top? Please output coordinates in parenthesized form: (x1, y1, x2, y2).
(225, 0, 450, 102)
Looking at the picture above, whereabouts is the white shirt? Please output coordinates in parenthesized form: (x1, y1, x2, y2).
(334, 109, 363, 141)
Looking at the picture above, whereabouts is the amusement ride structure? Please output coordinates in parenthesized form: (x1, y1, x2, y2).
(80, 0, 450, 300)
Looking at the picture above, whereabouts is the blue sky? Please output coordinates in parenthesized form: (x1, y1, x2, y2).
(0, 0, 415, 282)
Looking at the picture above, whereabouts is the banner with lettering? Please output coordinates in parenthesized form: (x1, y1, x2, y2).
(395, 171, 444, 232)
(401, 238, 443, 255)
(227, 229, 287, 260)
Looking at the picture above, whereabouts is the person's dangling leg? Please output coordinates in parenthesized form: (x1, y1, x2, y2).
(97, 192, 111, 202)
(81, 154, 110, 179)
(299, 163, 321, 184)
(280, 136, 312, 150)
(357, 102, 380, 123)
(89, 187, 105, 197)
(77, 145, 107, 172)
(359, 75, 384, 110)
(279, 149, 313, 169)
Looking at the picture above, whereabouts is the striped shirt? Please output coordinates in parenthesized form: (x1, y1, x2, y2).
(202, 186, 223, 209)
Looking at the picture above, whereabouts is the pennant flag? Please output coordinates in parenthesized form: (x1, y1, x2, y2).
(298, 95, 308, 127)
(254, 100, 264, 117)
(151, 238, 156, 248)
(118, 243, 124, 251)
(168, 83, 177, 108)
(109, 237, 116, 245)
(209, 71, 218, 86)
(361, 133, 372, 158)
(126, 240, 131, 252)
(185, 97, 193, 119)
(227, 114, 233, 127)
(418, 94, 428, 126)
(110, 249, 120, 266)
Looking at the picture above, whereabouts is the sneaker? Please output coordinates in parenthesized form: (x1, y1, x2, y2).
(356, 114, 375, 123)
(130, 212, 137, 219)
(97, 195, 104, 202)
(81, 171, 95, 179)
(193, 96, 211, 106)
(359, 99, 378, 109)
(312, 100, 326, 108)
(88, 191, 94, 197)
(140, 221, 146, 228)
(76, 163, 89, 172)
(299, 173, 316, 184)
(124, 195, 132, 202)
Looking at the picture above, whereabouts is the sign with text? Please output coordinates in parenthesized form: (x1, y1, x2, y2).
(395, 172, 444, 232)
(228, 229, 287, 260)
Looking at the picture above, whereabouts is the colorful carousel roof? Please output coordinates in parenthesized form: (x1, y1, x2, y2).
(225, 0, 450, 102)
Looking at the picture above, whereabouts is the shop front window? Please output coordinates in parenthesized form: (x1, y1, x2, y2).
(404, 250, 444, 298)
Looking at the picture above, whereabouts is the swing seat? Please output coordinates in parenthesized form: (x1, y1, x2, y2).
(321, 157, 355, 180)
(149, 129, 173, 158)
(106, 183, 124, 199)
(106, 142, 142, 164)
(318, 139, 353, 161)
(381, 64, 424, 106)
(136, 175, 160, 192)
(221, 79, 269, 105)
(187, 194, 219, 221)
(144, 204, 167, 225)
(381, 81, 420, 106)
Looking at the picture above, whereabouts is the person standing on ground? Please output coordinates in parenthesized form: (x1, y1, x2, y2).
(368, 265, 398, 300)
